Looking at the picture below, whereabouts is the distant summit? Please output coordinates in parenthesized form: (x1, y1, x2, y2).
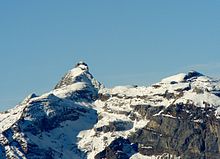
(75, 61, 89, 71)
(161, 70, 204, 84)
(54, 61, 102, 90)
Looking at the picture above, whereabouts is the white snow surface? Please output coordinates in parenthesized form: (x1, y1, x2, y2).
(52, 82, 87, 98)
(161, 73, 186, 83)
(130, 153, 180, 159)
(0, 104, 26, 132)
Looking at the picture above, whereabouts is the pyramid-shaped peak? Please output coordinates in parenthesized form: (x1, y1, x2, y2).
(54, 61, 102, 90)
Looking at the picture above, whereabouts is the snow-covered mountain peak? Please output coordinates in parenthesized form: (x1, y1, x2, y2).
(1, 65, 220, 159)
(161, 70, 205, 84)
(161, 73, 186, 83)
(74, 61, 89, 71)
(54, 61, 102, 91)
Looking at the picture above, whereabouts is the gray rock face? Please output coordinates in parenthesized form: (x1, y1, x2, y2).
(184, 71, 204, 81)
(95, 120, 133, 133)
(98, 103, 220, 159)
(95, 137, 138, 159)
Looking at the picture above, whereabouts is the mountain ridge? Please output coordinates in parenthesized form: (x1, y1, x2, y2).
(0, 62, 220, 159)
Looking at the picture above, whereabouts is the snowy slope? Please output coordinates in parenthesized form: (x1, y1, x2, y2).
(0, 62, 100, 159)
(77, 71, 220, 158)
(0, 63, 220, 159)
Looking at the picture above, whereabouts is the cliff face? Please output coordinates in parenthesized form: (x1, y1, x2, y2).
(96, 104, 220, 159)
(95, 105, 220, 159)
(131, 103, 220, 159)
(0, 63, 220, 159)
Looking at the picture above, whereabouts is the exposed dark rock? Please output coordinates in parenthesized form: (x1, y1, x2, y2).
(69, 89, 99, 102)
(75, 61, 89, 70)
(175, 84, 191, 92)
(0, 144, 6, 159)
(131, 104, 164, 119)
(170, 81, 178, 84)
(128, 103, 220, 159)
(95, 137, 138, 159)
(164, 90, 175, 100)
(95, 120, 133, 133)
(184, 71, 204, 81)
(193, 87, 204, 94)
(152, 84, 161, 88)
(212, 90, 220, 97)
(98, 93, 111, 101)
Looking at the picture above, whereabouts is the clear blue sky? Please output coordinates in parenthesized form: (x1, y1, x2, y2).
(1, 0, 220, 110)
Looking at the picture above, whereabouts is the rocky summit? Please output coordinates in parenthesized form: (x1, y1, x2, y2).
(0, 62, 220, 159)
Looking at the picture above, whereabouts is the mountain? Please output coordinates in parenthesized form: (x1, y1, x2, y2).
(0, 62, 220, 159)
